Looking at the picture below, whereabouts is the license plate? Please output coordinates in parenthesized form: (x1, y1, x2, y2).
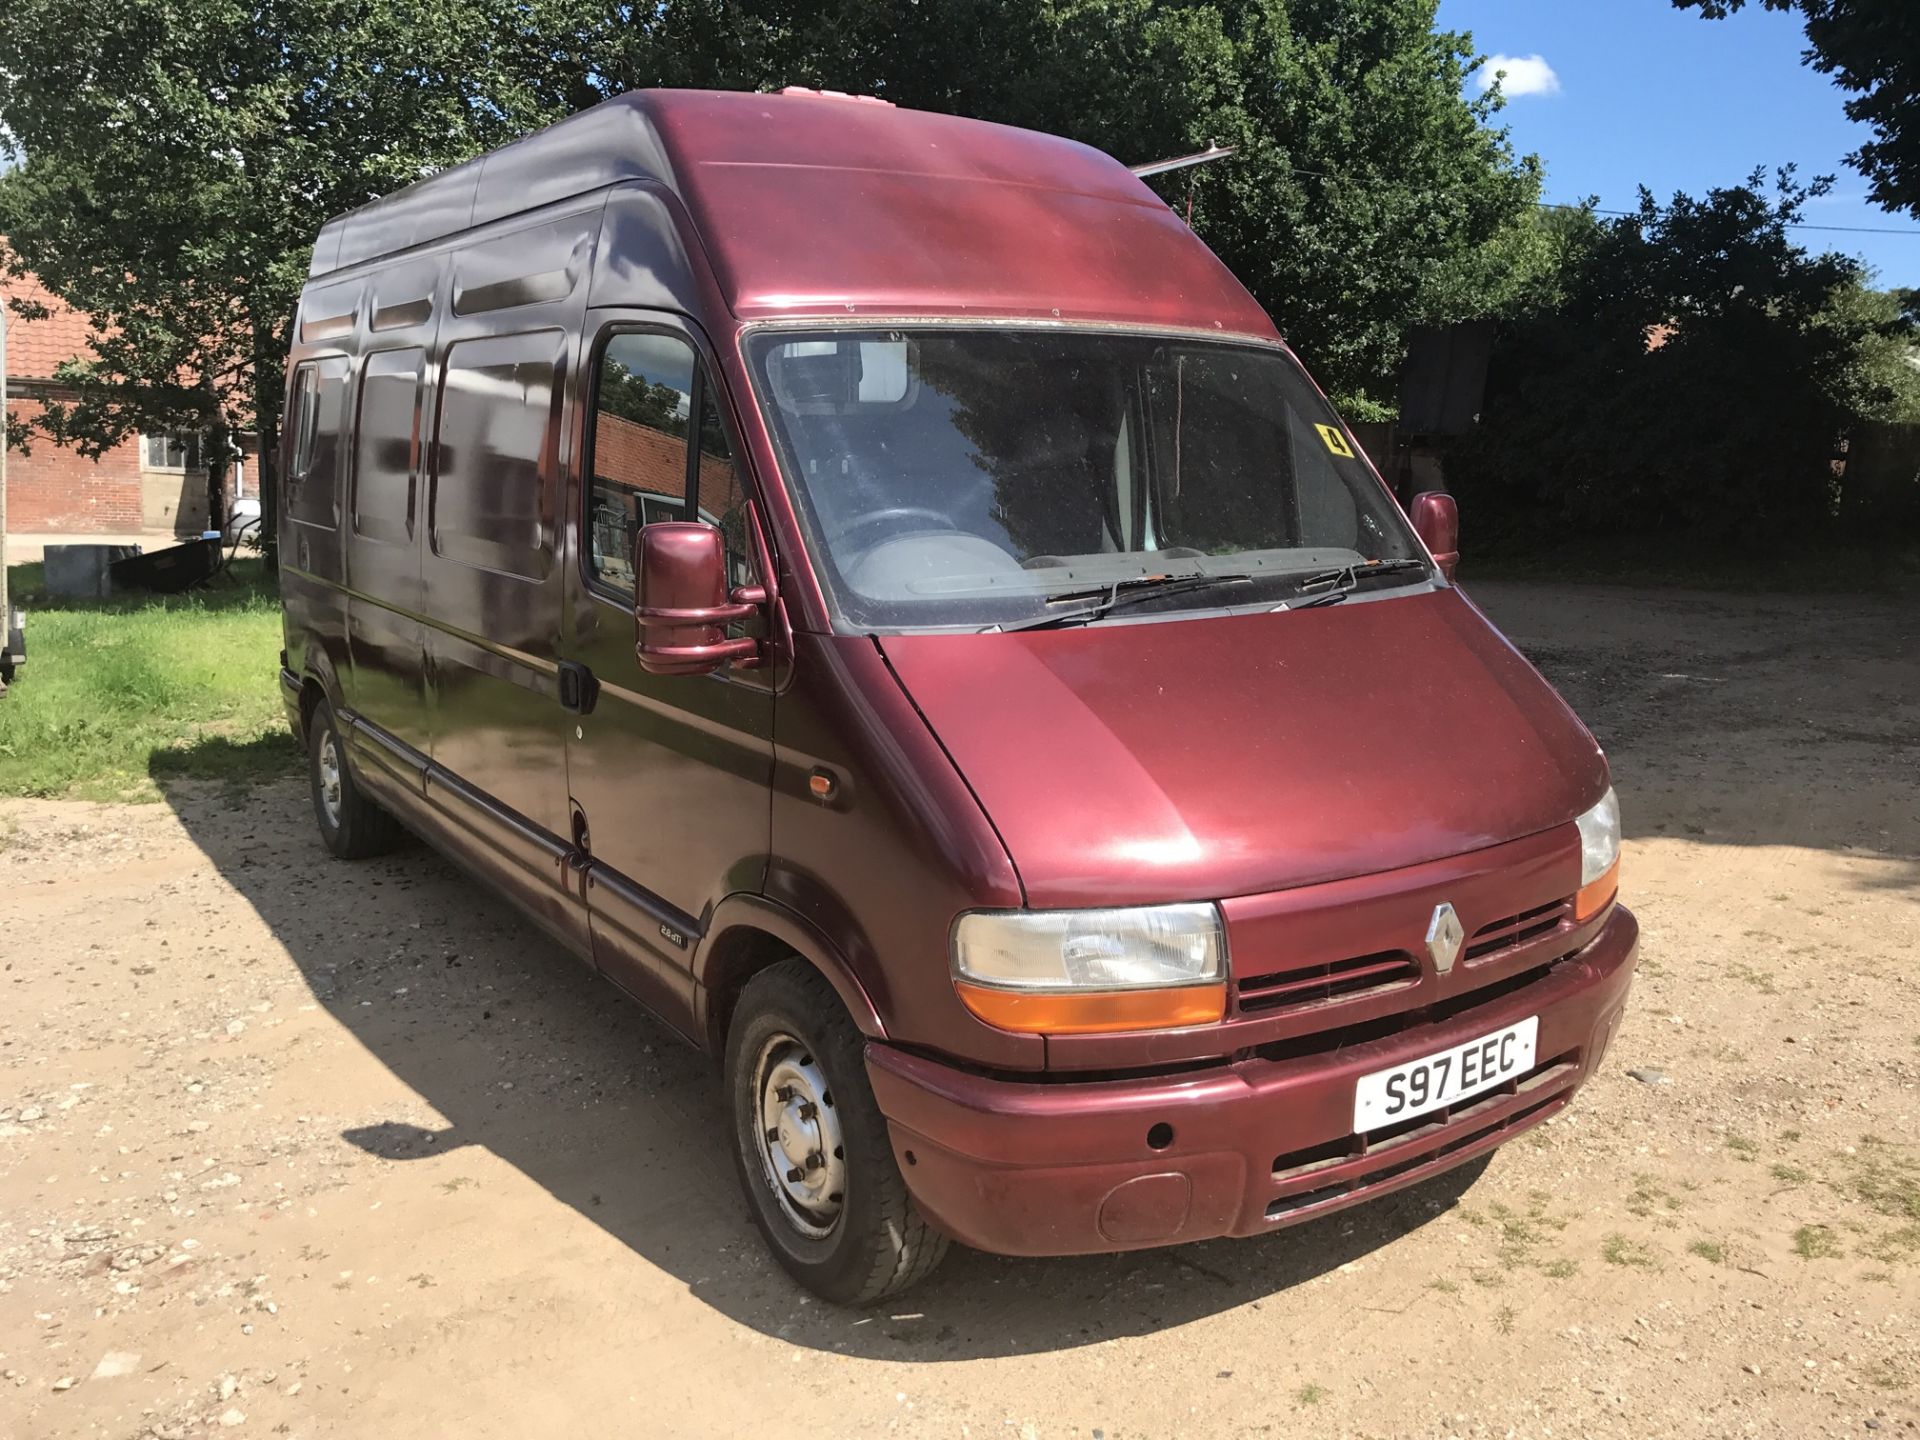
(1352, 1017, 1539, 1133)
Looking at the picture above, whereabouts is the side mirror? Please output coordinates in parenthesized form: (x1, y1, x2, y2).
(634, 522, 766, 676)
(1410, 491, 1459, 582)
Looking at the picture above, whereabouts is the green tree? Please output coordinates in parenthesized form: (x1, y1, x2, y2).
(585, 0, 1543, 412)
(2, 0, 1539, 522)
(1448, 168, 1914, 544)
(1676, 0, 1920, 217)
(0, 0, 596, 549)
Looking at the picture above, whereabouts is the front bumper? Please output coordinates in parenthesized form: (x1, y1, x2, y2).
(866, 905, 1637, 1256)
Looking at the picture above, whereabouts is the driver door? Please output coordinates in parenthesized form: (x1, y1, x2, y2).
(560, 316, 775, 1033)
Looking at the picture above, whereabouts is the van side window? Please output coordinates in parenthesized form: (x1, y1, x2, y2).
(352, 348, 425, 545)
(285, 356, 350, 531)
(431, 330, 564, 581)
(587, 332, 698, 596)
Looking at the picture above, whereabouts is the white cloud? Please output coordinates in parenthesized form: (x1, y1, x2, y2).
(1474, 53, 1562, 99)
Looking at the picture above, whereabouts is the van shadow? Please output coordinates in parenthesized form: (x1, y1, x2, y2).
(157, 776, 1486, 1360)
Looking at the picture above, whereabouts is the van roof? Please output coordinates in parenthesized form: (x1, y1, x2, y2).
(308, 88, 1275, 337)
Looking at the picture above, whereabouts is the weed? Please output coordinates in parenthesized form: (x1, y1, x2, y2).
(1859, 1224, 1920, 1267)
(1724, 1134, 1759, 1160)
(1792, 1224, 1842, 1260)
(1862, 1358, 1911, 1392)
(1687, 1239, 1725, 1265)
(1771, 1163, 1810, 1186)
(1725, 962, 1779, 995)
(1602, 1233, 1657, 1268)
(1780, 1128, 1802, 1143)
(1628, 1175, 1685, 1219)
(1495, 1305, 1516, 1335)
(1427, 1278, 1460, 1295)
(1539, 1258, 1578, 1279)
(1841, 1139, 1919, 1222)
(1295, 1384, 1327, 1406)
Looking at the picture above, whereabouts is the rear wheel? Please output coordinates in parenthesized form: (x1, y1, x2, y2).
(307, 701, 402, 859)
(724, 960, 949, 1304)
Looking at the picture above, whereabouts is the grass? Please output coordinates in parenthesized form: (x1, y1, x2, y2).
(1724, 1134, 1760, 1161)
(1687, 1239, 1725, 1265)
(1863, 1358, 1912, 1393)
(1627, 1174, 1686, 1220)
(1860, 1225, 1920, 1266)
(1843, 1136, 1920, 1222)
(1792, 1224, 1843, 1260)
(1601, 1232, 1658, 1269)
(0, 558, 298, 801)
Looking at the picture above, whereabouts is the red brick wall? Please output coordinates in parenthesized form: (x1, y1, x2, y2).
(4, 395, 145, 533)
(596, 412, 738, 515)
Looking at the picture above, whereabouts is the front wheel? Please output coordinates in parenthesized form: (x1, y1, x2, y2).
(307, 701, 402, 860)
(725, 960, 950, 1304)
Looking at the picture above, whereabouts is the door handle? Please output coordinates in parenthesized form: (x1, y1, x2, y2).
(557, 660, 599, 715)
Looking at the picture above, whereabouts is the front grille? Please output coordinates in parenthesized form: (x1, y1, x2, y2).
(1244, 957, 1568, 1066)
(1235, 949, 1421, 1014)
(1465, 898, 1570, 964)
(1263, 1050, 1581, 1219)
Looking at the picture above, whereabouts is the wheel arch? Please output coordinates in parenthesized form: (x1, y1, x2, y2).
(694, 895, 888, 1054)
(292, 642, 346, 743)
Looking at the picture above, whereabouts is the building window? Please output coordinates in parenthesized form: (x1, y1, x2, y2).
(143, 431, 203, 471)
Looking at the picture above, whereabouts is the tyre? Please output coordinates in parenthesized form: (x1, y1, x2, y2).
(725, 960, 950, 1304)
(307, 701, 403, 860)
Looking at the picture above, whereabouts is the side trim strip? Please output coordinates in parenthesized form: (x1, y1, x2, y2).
(341, 711, 429, 798)
(586, 862, 703, 949)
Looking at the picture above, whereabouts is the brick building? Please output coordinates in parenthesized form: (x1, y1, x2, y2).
(3, 267, 258, 543)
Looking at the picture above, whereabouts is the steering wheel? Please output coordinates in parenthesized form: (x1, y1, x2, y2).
(836, 506, 961, 548)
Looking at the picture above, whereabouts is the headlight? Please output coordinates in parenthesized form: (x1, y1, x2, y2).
(951, 903, 1228, 1034)
(1573, 787, 1621, 920)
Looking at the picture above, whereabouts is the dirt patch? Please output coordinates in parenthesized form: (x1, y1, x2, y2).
(2, 582, 1917, 1438)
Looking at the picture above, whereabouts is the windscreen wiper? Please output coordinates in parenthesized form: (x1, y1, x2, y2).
(1280, 558, 1429, 610)
(991, 572, 1251, 632)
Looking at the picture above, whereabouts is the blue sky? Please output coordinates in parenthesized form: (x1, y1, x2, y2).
(1438, 0, 1920, 289)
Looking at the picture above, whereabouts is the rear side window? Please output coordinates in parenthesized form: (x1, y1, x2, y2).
(285, 356, 350, 531)
(586, 331, 751, 597)
(430, 331, 564, 581)
(352, 348, 425, 545)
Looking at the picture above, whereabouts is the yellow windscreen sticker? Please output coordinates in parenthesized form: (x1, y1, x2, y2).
(1315, 424, 1355, 459)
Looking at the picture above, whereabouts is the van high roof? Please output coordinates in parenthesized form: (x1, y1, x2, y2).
(307, 87, 1274, 336)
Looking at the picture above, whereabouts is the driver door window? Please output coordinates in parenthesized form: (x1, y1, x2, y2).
(586, 330, 752, 598)
(587, 332, 696, 597)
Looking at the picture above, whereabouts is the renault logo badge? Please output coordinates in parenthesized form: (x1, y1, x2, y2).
(1426, 902, 1465, 974)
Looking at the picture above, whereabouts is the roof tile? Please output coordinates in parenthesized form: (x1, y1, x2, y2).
(2, 266, 103, 380)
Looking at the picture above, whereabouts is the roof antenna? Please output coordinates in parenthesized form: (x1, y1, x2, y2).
(1128, 142, 1235, 228)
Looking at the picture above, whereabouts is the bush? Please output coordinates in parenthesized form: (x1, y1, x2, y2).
(1448, 171, 1919, 549)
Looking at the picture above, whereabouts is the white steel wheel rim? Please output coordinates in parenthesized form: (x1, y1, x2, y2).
(753, 1033, 848, 1240)
(317, 731, 344, 827)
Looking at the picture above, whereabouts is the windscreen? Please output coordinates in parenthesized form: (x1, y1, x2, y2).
(747, 328, 1427, 631)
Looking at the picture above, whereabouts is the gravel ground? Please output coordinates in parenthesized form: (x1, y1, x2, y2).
(1, 580, 1916, 1439)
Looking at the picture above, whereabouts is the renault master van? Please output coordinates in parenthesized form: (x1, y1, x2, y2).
(279, 87, 1636, 1303)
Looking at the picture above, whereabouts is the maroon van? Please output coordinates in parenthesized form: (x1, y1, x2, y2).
(278, 87, 1635, 1302)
